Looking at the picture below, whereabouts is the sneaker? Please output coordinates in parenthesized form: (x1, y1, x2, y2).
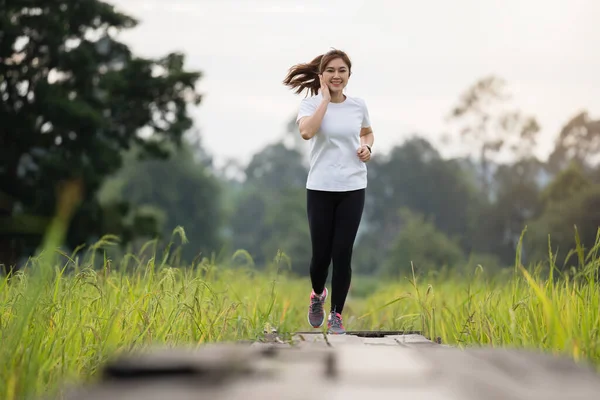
(307, 287, 328, 328)
(327, 311, 346, 335)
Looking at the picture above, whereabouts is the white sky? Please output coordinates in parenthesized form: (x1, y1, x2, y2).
(107, 0, 599, 169)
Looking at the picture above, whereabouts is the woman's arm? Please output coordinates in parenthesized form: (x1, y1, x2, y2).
(357, 126, 374, 162)
(298, 98, 329, 140)
(360, 126, 374, 149)
(359, 98, 373, 151)
(297, 75, 331, 140)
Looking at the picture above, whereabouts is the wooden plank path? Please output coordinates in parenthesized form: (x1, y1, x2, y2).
(290, 330, 443, 348)
(54, 330, 600, 400)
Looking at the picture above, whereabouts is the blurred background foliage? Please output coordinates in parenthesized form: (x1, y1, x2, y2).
(2, 0, 600, 282)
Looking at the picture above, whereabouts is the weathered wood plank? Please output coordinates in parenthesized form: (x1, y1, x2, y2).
(324, 334, 365, 347)
(250, 341, 292, 349)
(291, 332, 329, 348)
(58, 339, 600, 400)
(292, 332, 328, 343)
(344, 330, 422, 337)
(292, 332, 435, 348)
(388, 334, 439, 348)
(360, 336, 403, 346)
(334, 345, 436, 384)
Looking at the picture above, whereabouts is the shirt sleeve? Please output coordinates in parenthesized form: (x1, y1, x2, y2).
(361, 98, 371, 128)
(296, 97, 317, 124)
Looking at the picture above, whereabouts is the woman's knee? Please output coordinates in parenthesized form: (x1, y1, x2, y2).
(311, 250, 331, 268)
(331, 247, 353, 269)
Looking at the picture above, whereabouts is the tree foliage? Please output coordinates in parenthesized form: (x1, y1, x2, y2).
(2, 1, 598, 280)
(98, 140, 224, 263)
(0, 0, 203, 266)
(447, 76, 540, 195)
(547, 111, 600, 173)
(354, 136, 481, 273)
(525, 163, 600, 267)
(382, 208, 465, 278)
(226, 141, 309, 272)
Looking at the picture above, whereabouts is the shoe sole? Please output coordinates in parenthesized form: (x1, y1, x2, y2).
(307, 288, 328, 328)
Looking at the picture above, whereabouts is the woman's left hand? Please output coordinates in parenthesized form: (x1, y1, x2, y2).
(357, 145, 371, 163)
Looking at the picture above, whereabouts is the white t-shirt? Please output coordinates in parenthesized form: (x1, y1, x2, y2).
(296, 93, 371, 192)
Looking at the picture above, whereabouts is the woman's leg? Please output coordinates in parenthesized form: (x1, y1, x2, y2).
(306, 189, 335, 293)
(330, 189, 365, 316)
(306, 189, 335, 327)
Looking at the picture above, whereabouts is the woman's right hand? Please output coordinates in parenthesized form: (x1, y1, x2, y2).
(319, 74, 331, 102)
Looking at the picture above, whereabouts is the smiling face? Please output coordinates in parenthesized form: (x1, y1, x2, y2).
(321, 57, 350, 93)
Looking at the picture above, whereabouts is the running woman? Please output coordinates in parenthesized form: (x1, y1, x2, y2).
(283, 48, 374, 334)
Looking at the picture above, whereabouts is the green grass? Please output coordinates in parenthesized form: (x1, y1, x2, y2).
(1, 229, 600, 399)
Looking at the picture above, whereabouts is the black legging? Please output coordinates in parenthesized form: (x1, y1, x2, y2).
(306, 188, 365, 315)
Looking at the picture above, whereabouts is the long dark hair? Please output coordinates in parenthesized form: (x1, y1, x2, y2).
(282, 49, 352, 96)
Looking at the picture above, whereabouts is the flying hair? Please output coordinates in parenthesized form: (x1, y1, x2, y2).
(282, 48, 352, 96)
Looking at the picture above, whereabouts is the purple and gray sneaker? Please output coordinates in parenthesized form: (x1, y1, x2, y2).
(307, 287, 328, 328)
(327, 311, 346, 335)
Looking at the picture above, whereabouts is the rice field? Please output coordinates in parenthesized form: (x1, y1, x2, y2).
(1, 230, 599, 399)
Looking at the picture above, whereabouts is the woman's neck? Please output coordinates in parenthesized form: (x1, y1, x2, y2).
(330, 91, 346, 103)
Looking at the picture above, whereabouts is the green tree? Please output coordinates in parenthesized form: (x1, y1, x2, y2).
(260, 187, 312, 276)
(526, 162, 600, 268)
(245, 142, 308, 192)
(469, 157, 547, 264)
(228, 185, 270, 266)
(354, 136, 481, 274)
(547, 111, 600, 174)
(446, 76, 540, 196)
(0, 0, 202, 266)
(228, 141, 309, 271)
(98, 139, 224, 263)
(539, 161, 590, 208)
(382, 208, 465, 278)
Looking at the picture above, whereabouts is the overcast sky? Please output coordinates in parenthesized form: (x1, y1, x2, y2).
(107, 0, 599, 169)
